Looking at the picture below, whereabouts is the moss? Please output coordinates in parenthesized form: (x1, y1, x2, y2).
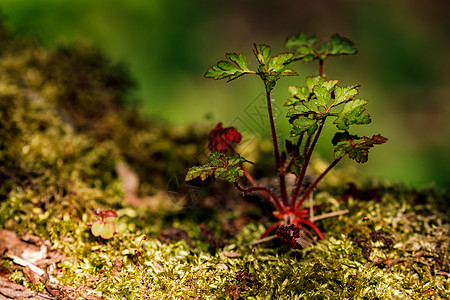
(9, 270, 47, 293)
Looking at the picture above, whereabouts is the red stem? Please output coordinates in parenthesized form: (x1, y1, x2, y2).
(226, 143, 271, 202)
(296, 219, 324, 240)
(260, 221, 283, 239)
(242, 166, 270, 201)
(265, 90, 288, 206)
(290, 121, 325, 205)
(233, 182, 285, 213)
(289, 133, 313, 209)
(319, 59, 324, 77)
(302, 134, 313, 158)
(295, 157, 342, 211)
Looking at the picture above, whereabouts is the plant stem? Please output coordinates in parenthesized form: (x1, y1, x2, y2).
(310, 209, 349, 222)
(302, 134, 313, 158)
(233, 182, 285, 213)
(297, 218, 324, 240)
(295, 157, 342, 211)
(259, 221, 284, 239)
(226, 142, 272, 202)
(247, 234, 277, 246)
(319, 59, 324, 77)
(242, 166, 270, 201)
(265, 90, 288, 206)
(290, 120, 325, 206)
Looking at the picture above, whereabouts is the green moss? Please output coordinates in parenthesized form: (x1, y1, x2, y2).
(9, 270, 46, 293)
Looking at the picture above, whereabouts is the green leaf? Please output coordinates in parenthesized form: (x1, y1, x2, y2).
(333, 133, 388, 163)
(205, 53, 253, 82)
(287, 76, 341, 137)
(334, 99, 371, 130)
(317, 43, 330, 55)
(279, 69, 298, 76)
(333, 85, 359, 106)
(91, 220, 103, 237)
(290, 116, 319, 136)
(91, 220, 115, 239)
(254, 44, 272, 65)
(285, 86, 310, 106)
(331, 130, 359, 145)
(269, 52, 294, 72)
(285, 33, 319, 62)
(288, 156, 305, 176)
(226, 53, 249, 71)
(322, 79, 339, 91)
(100, 223, 115, 239)
(285, 33, 358, 63)
(253, 45, 298, 91)
(285, 33, 319, 49)
(185, 150, 247, 183)
(286, 101, 319, 117)
(329, 34, 358, 56)
(306, 76, 325, 92)
(313, 85, 331, 107)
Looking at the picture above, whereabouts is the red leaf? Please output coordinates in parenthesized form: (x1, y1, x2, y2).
(101, 209, 118, 219)
(94, 209, 118, 220)
(208, 123, 242, 153)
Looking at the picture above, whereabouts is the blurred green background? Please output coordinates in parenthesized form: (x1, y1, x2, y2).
(1, 0, 449, 188)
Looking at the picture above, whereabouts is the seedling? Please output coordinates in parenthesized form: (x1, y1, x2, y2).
(186, 33, 387, 244)
(90, 209, 118, 239)
(353, 217, 394, 261)
(134, 235, 147, 269)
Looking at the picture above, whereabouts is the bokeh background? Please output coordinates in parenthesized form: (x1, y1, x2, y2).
(1, 0, 449, 188)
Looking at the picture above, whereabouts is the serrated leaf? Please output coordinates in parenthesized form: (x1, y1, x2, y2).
(306, 76, 325, 92)
(333, 85, 359, 106)
(254, 44, 272, 65)
(286, 101, 319, 118)
(317, 43, 330, 54)
(285, 33, 319, 49)
(253, 45, 298, 91)
(285, 33, 358, 63)
(313, 85, 331, 107)
(291, 116, 319, 136)
(285, 97, 298, 106)
(285, 33, 319, 62)
(285, 86, 310, 106)
(334, 99, 371, 130)
(279, 69, 298, 76)
(205, 53, 252, 82)
(269, 52, 294, 72)
(204, 61, 240, 81)
(225, 53, 249, 71)
(322, 79, 339, 91)
(185, 150, 246, 183)
(333, 133, 388, 163)
(288, 156, 305, 176)
(331, 130, 359, 145)
(329, 34, 358, 56)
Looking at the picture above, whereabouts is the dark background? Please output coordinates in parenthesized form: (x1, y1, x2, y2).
(1, 0, 449, 188)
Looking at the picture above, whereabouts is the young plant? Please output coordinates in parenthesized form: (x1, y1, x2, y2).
(353, 217, 394, 262)
(90, 208, 118, 240)
(186, 33, 387, 244)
